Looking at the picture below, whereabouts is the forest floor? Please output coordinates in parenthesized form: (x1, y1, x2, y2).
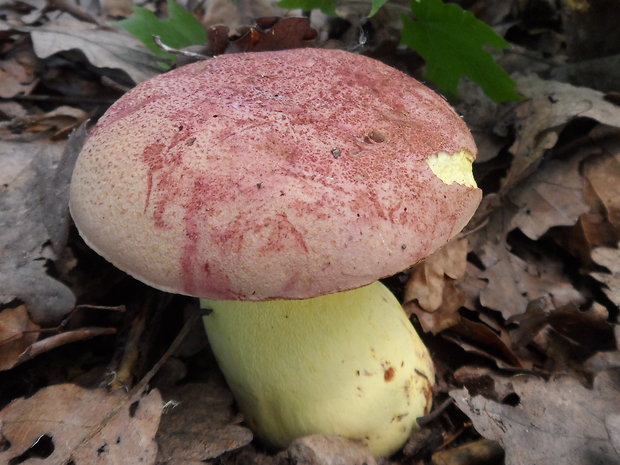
(1, 1, 620, 464)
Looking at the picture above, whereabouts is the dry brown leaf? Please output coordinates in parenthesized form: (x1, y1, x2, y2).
(0, 134, 80, 324)
(591, 243, 620, 306)
(404, 239, 468, 333)
(0, 384, 162, 464)
(21, 105, 89, 139)
(554, 213, 618, 266)
(405, 238, 469, 310)
(508, 147, 590, 240)
(206, 17, 317, 55)
(444, 318, 528, 370)
(583, 146, 620, 232)
(450, 370, 620, 465)
(202, 0, 277, 29)
(0, 39, 40, 98)
(29, 13, 161, 84)
(156, 377, 252, 463)
(504, 75, 620, 191)
(479, 246, 582, 320)
(0, 304, 40, 371)
(509, 301, 615, 374)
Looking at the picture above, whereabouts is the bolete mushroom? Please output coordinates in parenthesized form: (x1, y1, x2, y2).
(69, 48, 481, 457)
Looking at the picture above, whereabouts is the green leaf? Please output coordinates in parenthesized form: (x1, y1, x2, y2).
(369, 0, 390, 17)
(401, 0, 521, 102)
(117, 0, 206, 64)
(277, 0, 338, 17)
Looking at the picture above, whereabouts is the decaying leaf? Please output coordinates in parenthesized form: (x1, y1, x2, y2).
(29, 13, 161, 84)
(591, 243, 620, 306)
(586, 326, 620, 374)
(504, 75, 620, 190)
(478, 241, 582, 320)
(156, 378, 252, 463)
(14, 105, 89, 139)
(404, 238, 468, 333)
(450, 370, 620, 465)
(207, 17, 317, 55)
(444, 318, 528, 370)
(202, 0, 277, 29)
(0, 131, 82, 324)
(0, 305, 40, 371)
(508, 147, 590, 240)
(0, 384, 162, 464)
(583, 139, 620, 231)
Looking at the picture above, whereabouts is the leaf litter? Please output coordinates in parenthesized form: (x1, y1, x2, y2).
(0, 1, 619, 464)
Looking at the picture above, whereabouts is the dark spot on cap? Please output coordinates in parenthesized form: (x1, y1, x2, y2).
(364, 130, 386, 144)
(384, 366, 395, 382)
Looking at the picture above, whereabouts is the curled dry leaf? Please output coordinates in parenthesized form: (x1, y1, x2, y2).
(0, 384, 162, 464)
(404, 238, 468, 334)
(29, 13, 161, 84)
(444, 318, 528, 370)
(450, 370, 620, 465)
(15, 105, 89, 139)
(504, 75, 620, 191)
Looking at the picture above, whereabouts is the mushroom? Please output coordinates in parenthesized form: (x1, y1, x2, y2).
(69, 48, 481, 457)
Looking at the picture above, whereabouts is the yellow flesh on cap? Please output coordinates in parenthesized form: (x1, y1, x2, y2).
(201, 281, 435, 458)
(427, 150, 477, 188)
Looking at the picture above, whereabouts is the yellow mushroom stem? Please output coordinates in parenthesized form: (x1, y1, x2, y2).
(201, 281, 435, 458)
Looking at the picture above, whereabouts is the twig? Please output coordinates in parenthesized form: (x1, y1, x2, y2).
(417, 397, 454, 427)
(17, 327, 117, 364)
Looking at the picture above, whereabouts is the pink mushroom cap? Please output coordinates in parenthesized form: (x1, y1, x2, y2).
(69, 48, 481, 300)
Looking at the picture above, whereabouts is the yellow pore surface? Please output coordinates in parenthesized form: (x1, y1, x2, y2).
(427, 150, 477, 188)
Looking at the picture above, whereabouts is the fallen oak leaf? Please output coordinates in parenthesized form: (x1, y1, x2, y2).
(0, 133, 80, 325)
(508, 145, 591, 240)
(403, 238, 468, 334)
(156, 378, 252, 462)
(0, 384, 162, 465)
(583, 133, 620, 231)
(591, 243, 620, 307)
(28, 13, 161, 84)
(502, 74, 620, 191)
(450, 370, 620, 465)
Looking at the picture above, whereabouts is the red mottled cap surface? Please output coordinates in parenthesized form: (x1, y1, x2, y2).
(69, 48, 481, 300)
